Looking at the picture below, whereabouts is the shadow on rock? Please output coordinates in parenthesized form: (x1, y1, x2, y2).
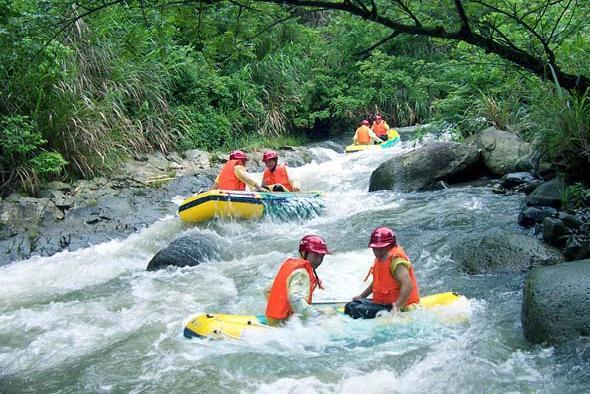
(146, 233, 221, 271)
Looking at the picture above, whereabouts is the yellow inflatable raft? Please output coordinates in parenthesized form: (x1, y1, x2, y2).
(178, 190, 323, 223)
(184, 292, 466, 340)
(345, 129, 401, 153)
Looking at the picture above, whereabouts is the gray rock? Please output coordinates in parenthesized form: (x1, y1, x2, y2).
(146, 234, 221, 271)
(522, 260, 590, 344)
(542, 217, 571, 247)
(515, 179, 544, 195)
(368, 142, 481, 192)
(526, 176, 566, 207)
(500, 172, 535, 189)
(476, 127, 534, 176)
(564, 236, 590, 261)
(450, 229, 563, 274)
(518, 206, 557, 227)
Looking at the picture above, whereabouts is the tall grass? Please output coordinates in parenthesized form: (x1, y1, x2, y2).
(44, 16, 179, 178)
(532, 88, 590, 181)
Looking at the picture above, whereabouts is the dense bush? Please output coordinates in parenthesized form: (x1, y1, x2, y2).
(1, 1, 589, 194)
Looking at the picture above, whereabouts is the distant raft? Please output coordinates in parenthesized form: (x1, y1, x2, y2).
(178, 190, 324, 223)
(345, 128, 401, 153)
(184, 292, 468, 340)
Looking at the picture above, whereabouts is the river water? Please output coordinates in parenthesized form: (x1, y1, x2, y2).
(1, 141, 590, 393)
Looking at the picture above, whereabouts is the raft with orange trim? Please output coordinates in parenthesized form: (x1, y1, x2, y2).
(183, 292, 469, 340)
(345, 129, 401, 153)
(178, 190, 324, 223)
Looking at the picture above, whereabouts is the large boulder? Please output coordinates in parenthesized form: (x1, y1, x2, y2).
(368, 142, 481, 192)
(522, 260, 590, 344)
(526, 176, 566, 208)
(146, 233, 221, 271)
(475, 127, 534, 176)
(450, 229, 563, 274)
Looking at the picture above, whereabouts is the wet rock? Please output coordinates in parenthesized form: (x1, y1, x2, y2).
(164, 173, 215, 197)
(515, 179, 544, 195)
(518, 206, 557, 227)
(368, 142, 482, 192)
(500, 172, 536, 189)
(492, 183, 507, 194)
(526, 176, 566, 207)
(564, 236, 590, 261)
(543, 217, 571, 247)
(522, 259, 590, 344)
(475, 127, 534, 176)
(450, 229, 563, 274)
(558, 212, 583, 230)
(146, 234, 221, 271)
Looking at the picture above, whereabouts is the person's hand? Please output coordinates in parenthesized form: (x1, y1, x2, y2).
(352, 295, 362, 300)
(292, 186, 301, 192)
(390, 304, 400, 315)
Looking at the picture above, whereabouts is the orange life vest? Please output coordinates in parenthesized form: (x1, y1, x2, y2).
(263, 164, 293, 192)
(368, 246, 420, 306)
(265, 258, 320, 320)
(216, 160, 246, 191)
(356, 126, 371, 144)
(372, 121, 388, 137)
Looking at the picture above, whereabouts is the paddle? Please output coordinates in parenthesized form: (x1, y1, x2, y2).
(311, 298, 373, 305)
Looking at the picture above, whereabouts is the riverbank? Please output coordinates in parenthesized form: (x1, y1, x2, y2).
(0, 144, 332, 266)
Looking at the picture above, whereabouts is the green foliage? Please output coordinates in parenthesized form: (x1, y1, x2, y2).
(532, 89, 590, 182)
(1, 0, 590, 193)
(562, 182, 590, 208)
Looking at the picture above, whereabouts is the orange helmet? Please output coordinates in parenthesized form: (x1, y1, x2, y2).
(368, 227, 397, 248)
(299, 235, 331, 255)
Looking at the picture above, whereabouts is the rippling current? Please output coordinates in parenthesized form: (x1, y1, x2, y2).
(2, 141, 590, 393)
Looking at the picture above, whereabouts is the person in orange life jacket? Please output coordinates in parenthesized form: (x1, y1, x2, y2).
(261, 150, 301, 192)
(353, 227, 420, 315)
(265, 235, 330, 326)
(211, 150, 267, 192)
(353, 119, 382, 145)
(372, 114, 390, 142)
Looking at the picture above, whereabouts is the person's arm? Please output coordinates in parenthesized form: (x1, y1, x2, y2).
(354, 282, 373, 299)
(234, 165, 265, 191)
(286, 168, 301, 192)
(286, 268, 315, 318)
(368, 128, 382, 144)
(353, 129, 359, 144)
(211, 175, 220, 190)
(384, 121, 390, 131)
(391, 260, 414, 312)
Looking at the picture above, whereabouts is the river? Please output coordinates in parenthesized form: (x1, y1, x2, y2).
(1, 141, 589, 393)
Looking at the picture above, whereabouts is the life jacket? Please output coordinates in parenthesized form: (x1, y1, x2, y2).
(356, 126, 371, 144)
(366, 246, 420, 306)
(216, 160, 246, 191)
(263, 164, 293, 192)
(265, 258, 320, 320)
(372, 121, 388, 137)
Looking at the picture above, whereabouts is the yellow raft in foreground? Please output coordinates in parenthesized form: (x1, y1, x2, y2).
(178, 190, 323, 223)
(345, 129, 401, 153)
(184, 292, 467, 340)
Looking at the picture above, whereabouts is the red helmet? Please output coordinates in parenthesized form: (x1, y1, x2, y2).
(361, 119, 370, 126)
(368, 227, 397, 248)
(299, 235, 331, 255)
(375, 114, 383, 120)
(229, 150, 248, 161)
(262, 150, 279, 162)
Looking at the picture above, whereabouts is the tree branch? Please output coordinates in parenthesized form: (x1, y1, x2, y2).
(354, 30, 400, 57)
(454, 0, 471, 35)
